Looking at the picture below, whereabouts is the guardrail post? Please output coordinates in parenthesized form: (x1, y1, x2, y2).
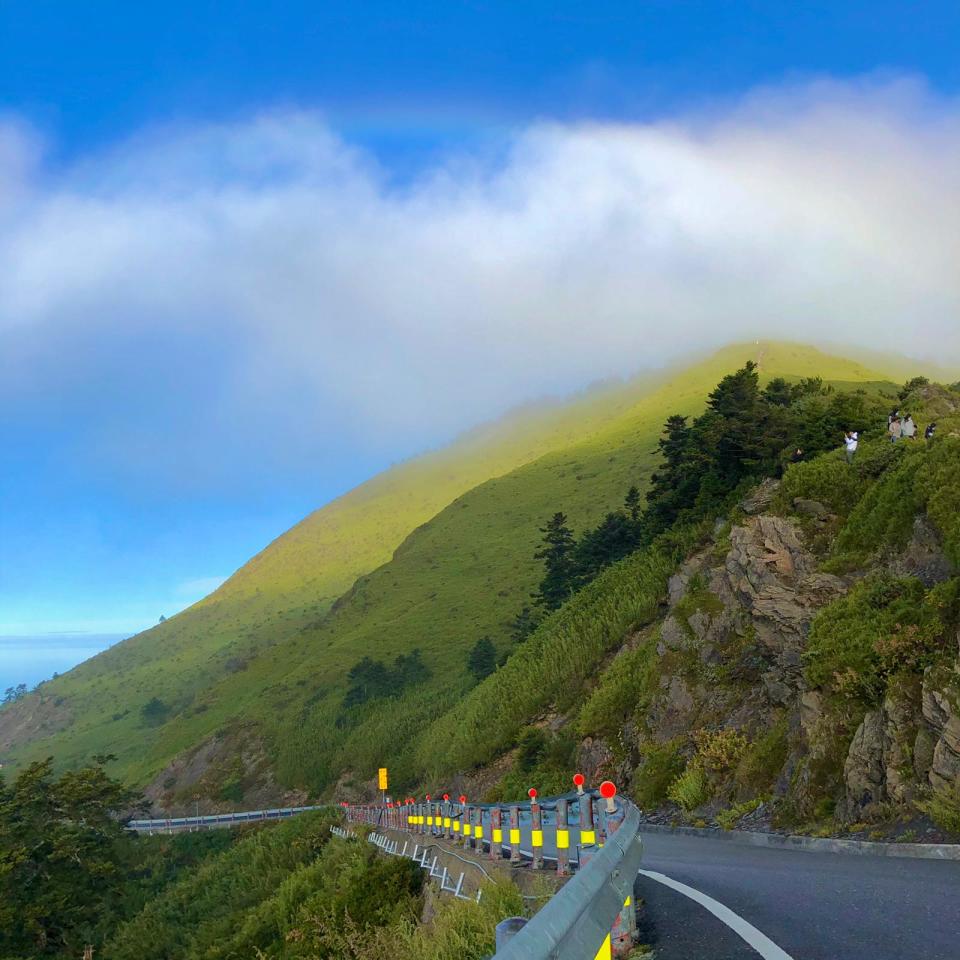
(472, 805, 483, 852)
(508, 805, 520, 863)
(578, 791, 598, 868)
(529, 791, 543, 870)
(490, 806, 502, 860)
(444, 800, 454, 840)
(555, 798, 570, 876)
(601, 785, 637, 958)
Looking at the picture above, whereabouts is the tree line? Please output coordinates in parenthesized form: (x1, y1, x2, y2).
(513, 363, 887, 638)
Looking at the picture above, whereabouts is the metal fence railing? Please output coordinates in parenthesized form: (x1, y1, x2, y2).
(127, 804, 324, 833)
(345, 778, 642, 958)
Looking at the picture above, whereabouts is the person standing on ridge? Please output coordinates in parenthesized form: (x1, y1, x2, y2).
(844, 430, 859, 463)
(925, 422, 937, 440)
(902, 414, 917, 439)
(889, 416, 903, 442)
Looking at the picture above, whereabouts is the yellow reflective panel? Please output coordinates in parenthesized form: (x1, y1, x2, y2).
(580, 830, 596, 845)
(475, 826, 484, 838)
(463, 824, 472, 836)
(453, 821, 461, 832)
(509, 828, 520, 844)
(594, 934, 611, 960)
(556, 829, 570, 849)
(624, 895, 632, 907)
(427, 816, 433, 825)
(493, 829, 503, 843)
(531, 829, 543, 847)
(443, 817, 451, 827)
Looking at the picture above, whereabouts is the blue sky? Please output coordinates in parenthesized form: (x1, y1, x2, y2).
(2, 2, 960, 687)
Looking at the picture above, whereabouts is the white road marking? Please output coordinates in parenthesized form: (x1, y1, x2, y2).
(638, 869, 796, 960)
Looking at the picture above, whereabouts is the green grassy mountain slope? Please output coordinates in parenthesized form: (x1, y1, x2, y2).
(1, 342, 916, 799)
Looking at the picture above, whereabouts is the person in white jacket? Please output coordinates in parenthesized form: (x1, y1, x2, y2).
(844, 430, 859, 463)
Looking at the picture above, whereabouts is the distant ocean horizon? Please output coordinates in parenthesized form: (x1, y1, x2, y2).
(0, 633, 127, 693)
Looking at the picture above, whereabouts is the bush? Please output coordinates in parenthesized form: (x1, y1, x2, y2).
(668, 764, 710, 812)
(140, 697, 170, 727)
(631, 740, 686, 809)
(918, 782, 960, 836)
(826, 446, 925, 569)
(916, 438, 960, 565)
(715, 798, 763, 830)
(804, 574, 945, 705)
(735, 717, 790, 794)
(693, 728, 748, 778)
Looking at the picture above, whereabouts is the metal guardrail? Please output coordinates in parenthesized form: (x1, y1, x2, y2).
(494, 801, 642, 960)
(346, 780, 642, 958)
(361, 828, 483, 902)
(127, 804, 324, 833)
(128, 783, 643, 957)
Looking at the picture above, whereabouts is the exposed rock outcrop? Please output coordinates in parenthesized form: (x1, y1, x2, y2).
(142, 726, 307, 815)
(922, 669, 960, 791)
(888, 516, 954, 587)
(0, 693, 73, 753)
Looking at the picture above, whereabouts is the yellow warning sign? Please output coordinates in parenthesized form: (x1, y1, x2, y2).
(378, 767, 388, 791)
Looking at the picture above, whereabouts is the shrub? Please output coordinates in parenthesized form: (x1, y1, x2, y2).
(631, 740, 686, 809)
(918, 782, 960, 836)
(693, 728, 748, 778)
(778, 453, 868, 518)
(734, 717, 790, 794)
(804, 575, 945, 705)
(140, 697, 170, 727)
(715, 798, 763, 830)
(916, 438, 960, 565)
(515, 727, 548, 772)
(826, 446, 926, 569)
(667, 764, 710, 812)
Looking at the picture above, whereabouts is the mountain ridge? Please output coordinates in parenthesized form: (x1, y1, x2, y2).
(1, 341, 943, 804)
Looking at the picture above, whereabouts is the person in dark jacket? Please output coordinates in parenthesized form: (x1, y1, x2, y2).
(925, 422, 937, 440)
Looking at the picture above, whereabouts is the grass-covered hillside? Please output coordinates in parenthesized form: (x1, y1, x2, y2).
(1, 343, 920, 803)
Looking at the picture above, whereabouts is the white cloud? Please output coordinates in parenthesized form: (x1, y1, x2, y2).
(2, 77, 959, 493)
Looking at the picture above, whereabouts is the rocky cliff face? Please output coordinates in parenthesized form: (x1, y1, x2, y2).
(610, 472, 960, 830)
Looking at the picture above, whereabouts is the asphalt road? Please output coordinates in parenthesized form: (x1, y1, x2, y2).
(635, 830, 960, 960)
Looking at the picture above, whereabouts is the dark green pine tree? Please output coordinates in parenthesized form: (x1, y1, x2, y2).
(706, 360, 760, 418)
(466, 636, 497, 682)
(532, 512, 577, 612)
(624, 485, 641, 523)
(644, 413, 698, 533)
(705, 360, 765, 482)
(760, 376, 794, 407)
(510, 605, 539, 643)
(573, 511, 641, 583)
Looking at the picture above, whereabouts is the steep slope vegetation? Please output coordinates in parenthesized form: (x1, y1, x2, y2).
(456, 380, 960, 837)
(0, 376, 665, 773)
(1, 343, 912, 803)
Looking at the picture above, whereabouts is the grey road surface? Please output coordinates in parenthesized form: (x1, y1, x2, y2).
(635, 830, 960, 960)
